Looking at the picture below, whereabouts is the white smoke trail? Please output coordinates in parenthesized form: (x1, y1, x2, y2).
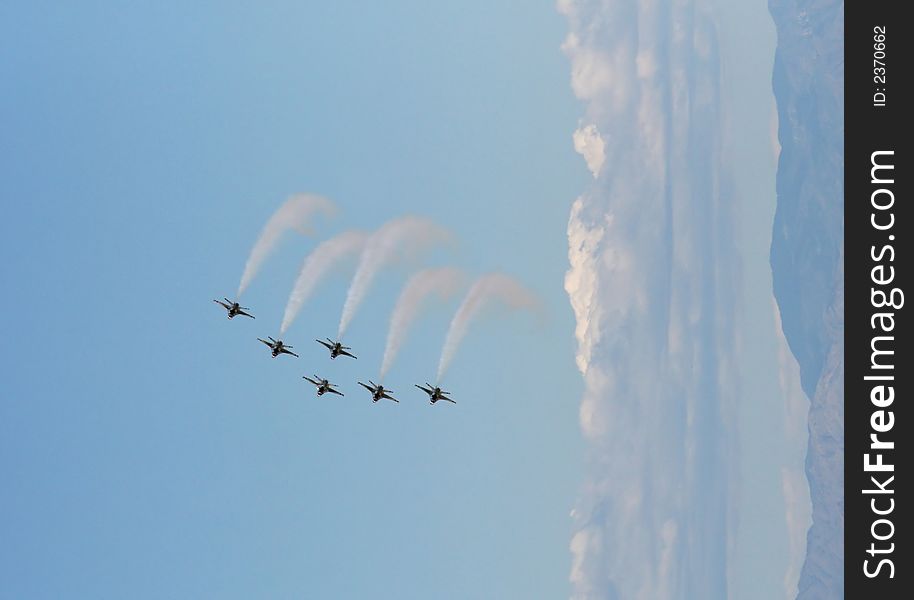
(379, 267, 465, 379)
(237, 194, 336, 297)
(436, 273, 537, 382)
(338, 216, 452, 337)
(279, 230, 369, 336)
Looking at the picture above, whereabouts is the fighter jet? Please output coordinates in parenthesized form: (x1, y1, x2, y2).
(316, 338, 357, 360)
(257, 336, 299, 358)
(303, 375, 344, 396)
(214, 297, 254, 319)
(357, 380, 398, 403)
(415, 383, 456, 405)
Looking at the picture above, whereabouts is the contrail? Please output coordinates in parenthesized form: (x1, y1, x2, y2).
(279, 230, 369, 336)
(436, 273, 537, 382)
(379, 267, 465, 379)
(237, 194, 336, 298)
(338, 216, 452, 337)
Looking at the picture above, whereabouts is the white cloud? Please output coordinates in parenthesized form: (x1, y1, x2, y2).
(560, 1, 736, 598)
(573, 124, 607, 177)
(565, 197, 605, 375)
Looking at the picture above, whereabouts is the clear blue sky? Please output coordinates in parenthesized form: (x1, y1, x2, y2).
(0, 2, 587, 598)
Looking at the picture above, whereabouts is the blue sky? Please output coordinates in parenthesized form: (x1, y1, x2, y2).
(1, 1, 811, 599)
(1, 2, 586, 598)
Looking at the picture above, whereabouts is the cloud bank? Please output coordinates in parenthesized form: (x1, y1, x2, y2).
(237, 194, 336, 297)
(560, 0, 739, 598)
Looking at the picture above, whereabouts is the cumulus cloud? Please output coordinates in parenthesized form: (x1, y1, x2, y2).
(565, 197, 606, 375)
(573, 124, 607, 177)
(560, 0, 738, 598)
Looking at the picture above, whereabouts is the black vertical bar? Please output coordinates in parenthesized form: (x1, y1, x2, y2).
(846, 2, 908, 596)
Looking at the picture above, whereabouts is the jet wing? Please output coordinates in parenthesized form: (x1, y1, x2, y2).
(338, 349, 357, 359)
(327, 387, 344, 396)
(381, 392, 399, 403)
(303, 376, 320, 386)
(214, 299, 231, 310)
(440, 397, 456, 404)
(236, 309, 255, 319)
(257, 338, 273, 348)
(316, 339, 334, 350)
(280, 348, 299, 357)
(358, 382, 375, 393)
(415, 384, 434, 395)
